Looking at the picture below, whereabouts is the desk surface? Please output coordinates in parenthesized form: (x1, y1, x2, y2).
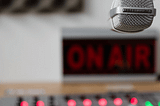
(0, 82, 160, 97)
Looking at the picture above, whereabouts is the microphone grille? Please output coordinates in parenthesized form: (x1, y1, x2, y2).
(113, 14, 154, 32)
(112, 0, 154, 8)
(111, 0, 155, 32)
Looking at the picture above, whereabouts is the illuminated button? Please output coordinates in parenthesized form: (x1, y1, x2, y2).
(158, 101, 160, 106)
(20, 101, 29, 106)
(67, 99, 76, 106)
(130, 97, 138, 105)
(98, 98, 107, 106)
(83, 99, 92, 106)
(36, 101, 45, 106)
(114, 98, 123, 106)
(145, 101, 153, 106)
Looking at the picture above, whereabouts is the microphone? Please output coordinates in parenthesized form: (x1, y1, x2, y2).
(110, 0, 156, 33)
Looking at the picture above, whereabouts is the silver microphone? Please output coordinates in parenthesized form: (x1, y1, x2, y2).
(110, 0, 156, 33)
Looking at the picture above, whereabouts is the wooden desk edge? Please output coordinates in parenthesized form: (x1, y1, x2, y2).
(0, 82, 160, 97)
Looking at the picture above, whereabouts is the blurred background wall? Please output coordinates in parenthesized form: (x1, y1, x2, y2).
(0, 0, 159, 83)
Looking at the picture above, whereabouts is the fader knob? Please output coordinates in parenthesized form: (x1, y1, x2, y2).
(130, 97, 138, 105)
(20, 101, 29, 106)
(114, 98, 123, 106)
(36, 101, 45, 106)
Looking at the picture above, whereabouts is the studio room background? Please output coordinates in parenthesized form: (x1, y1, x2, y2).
(0, 0, 159, 83)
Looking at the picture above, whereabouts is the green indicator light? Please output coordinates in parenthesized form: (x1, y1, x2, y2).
(145, 101, 153, 106)
(158, 101, 160, 106)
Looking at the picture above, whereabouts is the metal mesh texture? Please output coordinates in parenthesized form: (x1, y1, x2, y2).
(112, 0, 154, 32)
(112, 0, 154, 8)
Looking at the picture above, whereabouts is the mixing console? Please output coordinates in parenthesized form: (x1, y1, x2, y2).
(1, 92, 160, 106)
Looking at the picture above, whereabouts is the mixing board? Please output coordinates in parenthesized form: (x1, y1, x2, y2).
(1, 92, 160, 106)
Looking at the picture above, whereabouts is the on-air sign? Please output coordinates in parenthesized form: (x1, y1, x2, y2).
(63, 39, 155, 75)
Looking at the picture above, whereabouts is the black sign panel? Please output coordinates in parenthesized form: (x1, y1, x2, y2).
(63, 39, 156, 75)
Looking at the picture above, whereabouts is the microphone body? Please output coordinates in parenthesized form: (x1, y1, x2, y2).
(110, 0, 156, 33)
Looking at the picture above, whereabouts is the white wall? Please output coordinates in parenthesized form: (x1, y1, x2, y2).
(0, 0, 159, 83)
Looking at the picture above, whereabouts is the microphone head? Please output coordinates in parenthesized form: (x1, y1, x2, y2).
(110, 0, 156, 33)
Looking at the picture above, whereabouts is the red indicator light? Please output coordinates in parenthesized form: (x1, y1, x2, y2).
(36, 101, 45, 106)
(98, 98, 107, 106)
(114, 98, 123, 106)
(83, 99, 92, 106)
(130, 97, 138, 105)
(67, 99, 76, 106)
(20, 101, 29, 106)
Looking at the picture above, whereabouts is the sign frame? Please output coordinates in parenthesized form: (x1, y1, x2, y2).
(62, 28, 159, 82)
